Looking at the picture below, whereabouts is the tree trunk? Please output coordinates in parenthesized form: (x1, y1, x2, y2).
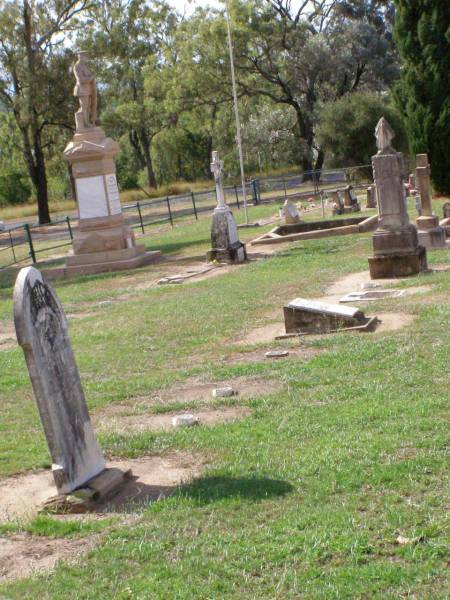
(139, 129, 157, 188)
(314, 149, 325, 175)
(34, 136, 51, 224)
(293, 104, 314, 179)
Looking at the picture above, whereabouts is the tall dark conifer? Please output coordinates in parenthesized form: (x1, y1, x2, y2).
(394, 1, 450, 194)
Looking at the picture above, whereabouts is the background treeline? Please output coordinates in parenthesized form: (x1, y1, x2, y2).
(0, 0, 448, 223)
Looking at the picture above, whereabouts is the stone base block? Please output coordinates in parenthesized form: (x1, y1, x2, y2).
(73, 223, 136, 255)
(368, 246, 427, 279)
(284, 298, 367, 334)
(416, 215, 439, 230)
(45, 249, 161, 279)
(417, 227, 447, 249)
(206, 242, 247, 264)
(372, 225, 418, 256)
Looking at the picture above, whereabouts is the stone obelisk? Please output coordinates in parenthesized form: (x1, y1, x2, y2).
(63, 52, 159, 276)
(368, 118, 427, 278)
(206, 151, 246, 263)
(415, 154, 446, 249)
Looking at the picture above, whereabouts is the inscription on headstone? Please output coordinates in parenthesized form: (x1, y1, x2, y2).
(14, 267, 106, 494)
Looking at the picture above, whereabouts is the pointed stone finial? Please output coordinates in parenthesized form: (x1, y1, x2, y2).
(375, 117, 395, 154)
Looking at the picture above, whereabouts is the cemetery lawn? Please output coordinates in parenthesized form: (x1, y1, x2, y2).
(0, 217, 449, 598)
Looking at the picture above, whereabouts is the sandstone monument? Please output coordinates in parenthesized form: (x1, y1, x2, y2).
(415, 154, 446, 248)
(368, 118, 427, 278)
(63, 51, 159, 276)
(207, 151, 246, 263)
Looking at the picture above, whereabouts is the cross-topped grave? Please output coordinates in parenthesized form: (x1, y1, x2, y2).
(14, 267, 106, 495)
(207, 151, 246, 263)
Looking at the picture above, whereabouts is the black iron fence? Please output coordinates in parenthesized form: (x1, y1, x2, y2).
(1, 160, 417, 272)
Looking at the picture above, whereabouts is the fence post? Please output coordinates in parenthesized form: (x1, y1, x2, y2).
(166, 196, 173, 226)
(283, 178, 288, 200)
(9, 230, 16, 263)
(191, 191, 198, 220)
(24, 223, 36, 264)
(234, 185, 240, 209)
(136, 201, 145, 234)
(66, 215, 73, 240)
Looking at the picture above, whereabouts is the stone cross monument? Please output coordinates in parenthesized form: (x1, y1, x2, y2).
(63, 52, 159, 276)
(14, 267, 106, 494)
(415, 154, 446, 248)
(368, 118, 427, 278)
(206, 151, 246, 263)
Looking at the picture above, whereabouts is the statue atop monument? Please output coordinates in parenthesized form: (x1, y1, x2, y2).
(73, 51, 97, 130)
(375, 117, 395, 155)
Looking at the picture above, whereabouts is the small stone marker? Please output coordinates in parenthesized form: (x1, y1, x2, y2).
(212, 386, 235, 398)
(415, 153, 446, 249)
(172, 414, 199, 427)
(265, 350, 289, 359)
(282, 199, 301, 224)
(14, 267, 106, 495)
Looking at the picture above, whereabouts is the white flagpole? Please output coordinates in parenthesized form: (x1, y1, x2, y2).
(224, 0, 249, 224)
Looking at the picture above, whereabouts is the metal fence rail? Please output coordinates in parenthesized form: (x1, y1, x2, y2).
(1, 160, 407, 272)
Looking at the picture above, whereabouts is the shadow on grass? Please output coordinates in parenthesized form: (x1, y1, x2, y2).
(177, 476, 294, 504)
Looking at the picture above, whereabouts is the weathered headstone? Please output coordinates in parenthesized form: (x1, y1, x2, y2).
(368, 118, 427, 278)
(366, 185, 377, 209)
(206, 151, 246, 263)
(282, 199, 301, 224)
(14, 267, 106, 494)
(415, 153, 446, 248)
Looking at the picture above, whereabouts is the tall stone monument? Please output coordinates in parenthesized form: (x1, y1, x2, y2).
(63, 52, 157, 276)
(206, 151, 246, 263)
(415, 154, 446, 248)
(368, 118, 427, 278)
(14, 267, 106, 494)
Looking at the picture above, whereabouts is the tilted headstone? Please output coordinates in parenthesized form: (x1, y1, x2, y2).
(415, 153, 446, 248)
(368, 117, 427, 278)
(206, 151, 246, 263)
(14, 267, 106, 494)
(366, 185, 377, 208)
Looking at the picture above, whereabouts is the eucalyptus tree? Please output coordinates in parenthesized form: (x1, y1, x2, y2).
(81, 0, 177, 188)
(230, 0, 398, 174)
(0, 1, 86, 223)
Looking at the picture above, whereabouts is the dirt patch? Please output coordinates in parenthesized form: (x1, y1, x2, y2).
(0, 453, 203, 523)
(94, 376, 280, 418)
(97, 406, 251, 436)
(0, 533, 98, 582)
(371, 312, 415, 333)
(236, 323, 286, 345)
(0, 324, 17, 351)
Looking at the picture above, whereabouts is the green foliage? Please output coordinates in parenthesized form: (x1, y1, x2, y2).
(317, 92, 407, 167)
(0, 170, 31, 206)
(394, 0, 450, 193)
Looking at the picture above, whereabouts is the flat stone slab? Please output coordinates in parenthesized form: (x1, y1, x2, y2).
(284, 297, 367, 334)
(172, 414, 200, 427)
(340, 290, 405, 302)
(265, 350, 290, 359)
(212, 387, 235, 398)
(287, 298, 363, 318)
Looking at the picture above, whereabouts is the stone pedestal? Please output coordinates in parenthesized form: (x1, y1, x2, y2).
(415, 155, 446, 249)
(63, 127, 153, 274)
(368, 118, 427, 279)
(207, 207, 246, 263)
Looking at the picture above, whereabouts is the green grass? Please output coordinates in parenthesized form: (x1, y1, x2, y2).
(0, 216, 449, 598)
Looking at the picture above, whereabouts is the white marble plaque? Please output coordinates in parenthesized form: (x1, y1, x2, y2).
(105, 173, 122, 215)
(76, 176, 108, 219)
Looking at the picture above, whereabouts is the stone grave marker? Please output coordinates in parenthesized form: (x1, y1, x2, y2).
(368, 118, 427, 278)
(14, 266, 106, 495)
(207, 151, 246, 263)
(415, 153, 446, 248)
(282, 199, 301, 224)
(366, 185, 377, 209)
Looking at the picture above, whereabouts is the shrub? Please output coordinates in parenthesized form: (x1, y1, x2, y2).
(0, 171, 31, 206)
